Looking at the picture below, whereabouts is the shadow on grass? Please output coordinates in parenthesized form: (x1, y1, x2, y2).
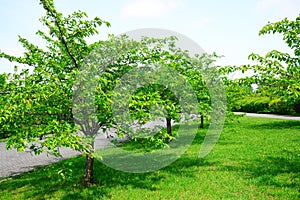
(0, 155, 167, 199)
(161, 125, 219, 177)
(242, 119, 300, 130)
(5, 118, 299, 198)
(0, 154, 217, 199)
(0, 124, 214, 199)
(221, 150, 300, 190)
(0, 156, 104, 199)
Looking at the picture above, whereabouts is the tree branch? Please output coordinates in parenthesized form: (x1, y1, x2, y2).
(41, 0, 79, 70)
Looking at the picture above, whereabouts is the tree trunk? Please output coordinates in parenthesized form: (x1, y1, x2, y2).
(83, 153, 94, 186)
(166, 117, 172, 136)
(199, 115, 204, 128)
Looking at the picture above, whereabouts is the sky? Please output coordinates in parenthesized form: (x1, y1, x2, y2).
(0, 0, 299, 73)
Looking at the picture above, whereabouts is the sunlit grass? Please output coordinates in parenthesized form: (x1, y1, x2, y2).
(0, 116, 299, 199)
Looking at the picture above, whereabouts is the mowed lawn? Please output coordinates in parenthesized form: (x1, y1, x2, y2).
(0, 117, 299, 199)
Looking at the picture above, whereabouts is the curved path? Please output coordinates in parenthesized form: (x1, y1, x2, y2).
(0, 114, 299, 179)
(234, 112, 300, 121)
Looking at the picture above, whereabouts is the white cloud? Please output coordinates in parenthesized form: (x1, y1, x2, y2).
(121, 0, 184, 18)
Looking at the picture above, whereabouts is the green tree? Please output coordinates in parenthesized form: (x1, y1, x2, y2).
(0, 0, 110, 186)
(81, 35, 213, 149)
(248, 14, 300, 113)
(221, 14, 300, 114)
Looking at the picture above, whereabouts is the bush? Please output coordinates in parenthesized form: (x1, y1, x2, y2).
(268, 98, 294, 114)
(233, 96, 295, 115)
(237, 96, 270, 113)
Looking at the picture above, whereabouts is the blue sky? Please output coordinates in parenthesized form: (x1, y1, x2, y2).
(0, 0, 299, 73)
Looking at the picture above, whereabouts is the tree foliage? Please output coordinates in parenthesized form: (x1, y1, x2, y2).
(75, 34, 214, 146)
(0, 0, 219, 185)
(221, 14, 300, 114)
(0, 0, 111, 155)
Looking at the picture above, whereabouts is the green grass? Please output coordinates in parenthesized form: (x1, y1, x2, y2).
(0, 117, 299, 199)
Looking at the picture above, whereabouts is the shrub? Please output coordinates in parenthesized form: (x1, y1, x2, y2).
(233, 96, 295, 115)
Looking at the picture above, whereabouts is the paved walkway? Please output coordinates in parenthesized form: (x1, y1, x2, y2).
(0, 114, 299, 179)
(0, 134, 114, 179)
(234, 112, 300, 121)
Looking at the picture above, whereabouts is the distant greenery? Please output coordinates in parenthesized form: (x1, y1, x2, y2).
(231, 95, 296, 115)
(222, 14, 300, 115)
(1, 116, 299, 199)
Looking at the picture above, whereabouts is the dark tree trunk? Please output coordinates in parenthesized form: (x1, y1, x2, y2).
(166, 117, 172, 136)
(199, 115, 204, 128)
(83, 153, 94, 186)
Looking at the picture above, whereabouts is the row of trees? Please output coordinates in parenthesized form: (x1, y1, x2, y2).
(0, 0, 298, 186)
(0, 0, 219, 185)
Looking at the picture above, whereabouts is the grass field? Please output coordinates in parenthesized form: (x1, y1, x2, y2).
(0, 116, 299, 199)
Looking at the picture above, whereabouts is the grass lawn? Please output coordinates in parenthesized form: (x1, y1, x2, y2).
(0, 116, 299, 199)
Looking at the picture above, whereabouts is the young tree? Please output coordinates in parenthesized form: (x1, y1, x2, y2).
(0, 0, 110, 186)
(248, 14, 300, 113)
(221, 14, 300, 114)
